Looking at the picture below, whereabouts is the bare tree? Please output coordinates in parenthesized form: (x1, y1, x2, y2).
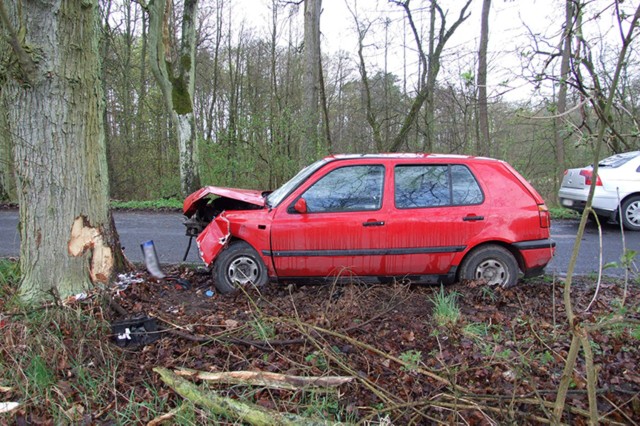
(143, 0, 201, 196)
(477, 0, 491, 156)
(0, 0, 129, 303)
(388, 0, 472, 152)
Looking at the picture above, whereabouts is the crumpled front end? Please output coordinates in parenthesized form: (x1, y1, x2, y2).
(196, 214, 231, 266)
(183, 186, 266, 266)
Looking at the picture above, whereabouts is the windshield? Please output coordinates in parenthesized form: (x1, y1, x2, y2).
(598, 151, 640, 168)
(266, 159, 328, 208)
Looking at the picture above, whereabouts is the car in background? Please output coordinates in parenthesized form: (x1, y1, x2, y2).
(558, 151, 640, 231)
(183, 154, 555, 294)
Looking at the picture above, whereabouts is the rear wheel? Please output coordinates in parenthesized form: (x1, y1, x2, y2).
(213, 241, 268, 294)
(621, 196, 640, 231)
(459, 245, 519, 288)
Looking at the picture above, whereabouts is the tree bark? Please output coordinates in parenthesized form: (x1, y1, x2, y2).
(477, 0, 491, 156)
(555, 0, 573, 186)
(301, 0, 321, 166)
(0, 98, 16, 201)
(0, 0, 128, 304)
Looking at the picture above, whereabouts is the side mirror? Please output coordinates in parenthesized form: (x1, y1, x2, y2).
(294, 198, 308, 214)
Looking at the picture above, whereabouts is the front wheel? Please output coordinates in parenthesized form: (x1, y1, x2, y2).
(621, 196, 640, 231)
(212, 241, 268, 294)
(458, 245, 519, 288)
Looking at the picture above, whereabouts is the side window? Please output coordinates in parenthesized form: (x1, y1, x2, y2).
(395, 164, 483, 208)
(451, 165, 483, 205)
(395, 165, 449, 208)
(301, 165, 384, 213)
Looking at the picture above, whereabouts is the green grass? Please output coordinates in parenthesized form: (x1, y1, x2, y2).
(399, 349, 422, 372)
(110, 198, 183, 210)
(428, 286, 461, 327)
(0, 259, 20, 286)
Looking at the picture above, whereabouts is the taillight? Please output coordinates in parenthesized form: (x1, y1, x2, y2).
(538, 204, 551, 228)
(579, 169, 602, 186)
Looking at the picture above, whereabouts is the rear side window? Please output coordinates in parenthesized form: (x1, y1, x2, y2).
(301, 165, 384, 213)
(395, 164, 483, 208)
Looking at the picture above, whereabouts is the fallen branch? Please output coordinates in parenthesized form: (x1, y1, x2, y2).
(175, 368, 353, 391)
(154, 367, 350, 426)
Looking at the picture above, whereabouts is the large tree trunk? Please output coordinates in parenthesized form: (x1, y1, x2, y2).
(146, 0, 201, 196)
(0, 0, 128, 304)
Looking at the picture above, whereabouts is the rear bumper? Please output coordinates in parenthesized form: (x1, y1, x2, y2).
(513, 239, 556, 273)
(558, 187, 619, 215)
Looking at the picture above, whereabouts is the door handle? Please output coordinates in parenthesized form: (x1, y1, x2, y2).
(463, 215, 484, 221)
(363, 221, 385, 227)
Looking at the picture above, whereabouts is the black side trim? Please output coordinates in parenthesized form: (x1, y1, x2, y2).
(513, 239, 556, 250)
(263, 246, 465, 257)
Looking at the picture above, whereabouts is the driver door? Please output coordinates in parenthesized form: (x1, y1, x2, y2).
(269, 164, 388, 277)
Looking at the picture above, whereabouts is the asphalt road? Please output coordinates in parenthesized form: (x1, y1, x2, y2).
(1, 209, 638, 277)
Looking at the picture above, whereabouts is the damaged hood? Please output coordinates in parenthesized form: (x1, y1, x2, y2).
(183, 186, 266, 216)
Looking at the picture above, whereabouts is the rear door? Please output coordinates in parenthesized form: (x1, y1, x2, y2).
(383, 162, 486, 276)
(269, 162, 389, 277)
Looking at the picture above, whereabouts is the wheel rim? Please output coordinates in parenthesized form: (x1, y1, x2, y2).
(227, 256, 260, 285)
(474, 259, 509, 286)
(625, 200, 640, 227)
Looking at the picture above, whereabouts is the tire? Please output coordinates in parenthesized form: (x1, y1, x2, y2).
(621, 196, 640, 231)
(458, 245, 519, 288)
(212, 241, 268, 294)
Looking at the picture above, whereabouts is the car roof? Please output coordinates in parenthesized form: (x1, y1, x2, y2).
(324, 153, 500, 162)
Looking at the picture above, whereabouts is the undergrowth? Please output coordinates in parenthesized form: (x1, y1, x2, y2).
(1, 261, 639, 424)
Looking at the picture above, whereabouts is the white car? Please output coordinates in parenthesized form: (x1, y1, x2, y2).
(558, 151, 640, 230)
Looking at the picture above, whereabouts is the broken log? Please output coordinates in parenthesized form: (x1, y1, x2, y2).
(154, 367, 350, 426)
(175, 368, 353, 391)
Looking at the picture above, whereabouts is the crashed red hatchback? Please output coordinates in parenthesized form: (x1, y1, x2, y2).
(183, 154, 555, 293)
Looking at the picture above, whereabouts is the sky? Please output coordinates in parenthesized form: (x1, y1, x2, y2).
(228, 0, 636, 102)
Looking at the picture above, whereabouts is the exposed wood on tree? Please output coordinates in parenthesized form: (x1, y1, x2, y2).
(0, 0, 129, 304)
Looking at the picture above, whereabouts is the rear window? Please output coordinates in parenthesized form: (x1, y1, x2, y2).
(394, 164, 483, 209)
(598, 151, 640, 168)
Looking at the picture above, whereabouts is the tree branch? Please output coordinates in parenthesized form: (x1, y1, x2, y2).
(0, 0, 38, 84)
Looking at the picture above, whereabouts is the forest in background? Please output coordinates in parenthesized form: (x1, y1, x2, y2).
(2, 0, 640, 204)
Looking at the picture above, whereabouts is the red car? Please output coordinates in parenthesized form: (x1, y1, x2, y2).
(183, 154, 555, 293)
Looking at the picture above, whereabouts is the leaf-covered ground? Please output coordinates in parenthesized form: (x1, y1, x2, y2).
(2, 265, 639, 424)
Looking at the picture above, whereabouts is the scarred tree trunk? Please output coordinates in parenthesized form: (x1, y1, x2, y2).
(0, 0, 129, 304)
(146, 0, 201, 196)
